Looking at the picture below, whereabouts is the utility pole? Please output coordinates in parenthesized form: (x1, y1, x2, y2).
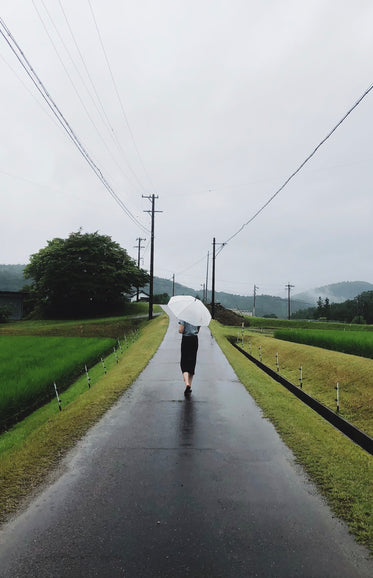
(212, 239, 216, 319)
(253, 284, 259, 317)
(172, 273, 175, 297)
(211, 239, 225, 319)
(134, 237, 146, 301)
(201, 283, 205, 302)
(143, 194, 162, 320)
(205, 251, 209, 304)
(285, 283, 295, 320)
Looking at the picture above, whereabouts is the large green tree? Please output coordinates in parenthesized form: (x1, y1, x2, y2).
(24, 231, 149, 318)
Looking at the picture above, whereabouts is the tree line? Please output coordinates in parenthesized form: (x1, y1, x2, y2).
(292, 291, 373, 324)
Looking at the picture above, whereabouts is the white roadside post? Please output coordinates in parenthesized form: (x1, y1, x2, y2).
(85, 364, 91, 389)
(53, 382, 62, 411)
(335, 382, 340, 413)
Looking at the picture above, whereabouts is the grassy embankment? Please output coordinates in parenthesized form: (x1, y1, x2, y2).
(239, 327, 373, 436)
(0, 307, 168, 524)
(211, 320, 373, 554)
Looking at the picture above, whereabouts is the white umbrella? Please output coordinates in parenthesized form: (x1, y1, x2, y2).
(167, 295, 211, 326)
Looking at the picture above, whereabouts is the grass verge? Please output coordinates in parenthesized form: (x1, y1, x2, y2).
(211, 321, 373, 554)
(0, 312, 169, 525)
(239, 329, 373, 437)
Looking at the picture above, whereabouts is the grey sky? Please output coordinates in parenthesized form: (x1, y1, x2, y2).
(1, 0, 372, 298)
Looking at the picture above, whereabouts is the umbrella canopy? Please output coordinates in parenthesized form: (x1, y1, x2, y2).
(167, 295, 211, 326)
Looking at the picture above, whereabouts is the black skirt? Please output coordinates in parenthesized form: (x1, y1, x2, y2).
(180, 335, 199, 375)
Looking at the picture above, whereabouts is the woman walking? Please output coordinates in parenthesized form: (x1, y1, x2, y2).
(179, 320, 200, 397)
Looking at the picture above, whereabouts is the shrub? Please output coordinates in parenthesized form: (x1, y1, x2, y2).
(0, 306, 11, 323)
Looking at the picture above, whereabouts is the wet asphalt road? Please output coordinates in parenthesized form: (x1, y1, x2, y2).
(0, 311, 372, 577)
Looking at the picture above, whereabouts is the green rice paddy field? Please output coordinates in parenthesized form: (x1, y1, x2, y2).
(274, 328, 373, 359)
(0, 336, 115, 429)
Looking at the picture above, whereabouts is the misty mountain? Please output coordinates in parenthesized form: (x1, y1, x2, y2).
(293, 281, 373, 305)
(150, 277, 312, 318)
(1, 265, 372, 319)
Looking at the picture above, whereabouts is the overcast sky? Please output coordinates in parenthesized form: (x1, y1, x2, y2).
(1, 0, 372, 298)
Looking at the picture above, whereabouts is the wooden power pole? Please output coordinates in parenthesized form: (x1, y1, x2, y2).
(143, 194, 162, 320)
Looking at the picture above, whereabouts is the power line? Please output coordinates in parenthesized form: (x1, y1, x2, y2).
(222, 81, 373, 247)
(56, 0, 148, 192)
(0, 51, 62, 131)
(170, 81, 373, 290)
(87, 0, 155, 192)
(0, 17, 149, 234)
(32, 0, 132, 185)
(174, 254, 207, 277)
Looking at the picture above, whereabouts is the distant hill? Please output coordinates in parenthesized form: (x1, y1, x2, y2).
(2, 266, 372, 319)
(0, 265, 26, 291)
(150, 277, 312, 319)
(294, 281, 373, 305)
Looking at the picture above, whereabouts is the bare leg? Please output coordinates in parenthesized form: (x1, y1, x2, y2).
(183, 372, 191, 387)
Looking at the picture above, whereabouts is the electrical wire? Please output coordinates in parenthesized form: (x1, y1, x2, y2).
(173, 81, 373, 285)
(174, 254, 208, 277)
(0, 168, 104, 206)
(221, 81, 373, 248)
(0, 51, 61, 129)
(87, 0, 155, 192)
(0, 17, 149, 234)
(32, 0, 136, 189)
(56, 0, 148, 193)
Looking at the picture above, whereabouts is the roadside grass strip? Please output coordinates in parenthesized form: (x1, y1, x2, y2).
(210, 321, 373, 554)
(0, 313, 169, 525)
(274, 328, 373, 359)
(238, 329, 373, 437)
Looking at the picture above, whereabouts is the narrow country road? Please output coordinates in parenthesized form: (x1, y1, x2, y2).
(0, 309, 371, 577)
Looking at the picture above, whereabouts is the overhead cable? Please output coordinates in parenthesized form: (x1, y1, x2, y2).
(32, 0, 136, 187)
(0, 17, 149, 234)
(174, 81, 373, 285)
(87, 0, 155, 192)
(221, 81, 373, 248)
(55, 0, 148, 192)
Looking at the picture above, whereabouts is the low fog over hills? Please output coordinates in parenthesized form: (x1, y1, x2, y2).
(293, 281, 373, 305)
